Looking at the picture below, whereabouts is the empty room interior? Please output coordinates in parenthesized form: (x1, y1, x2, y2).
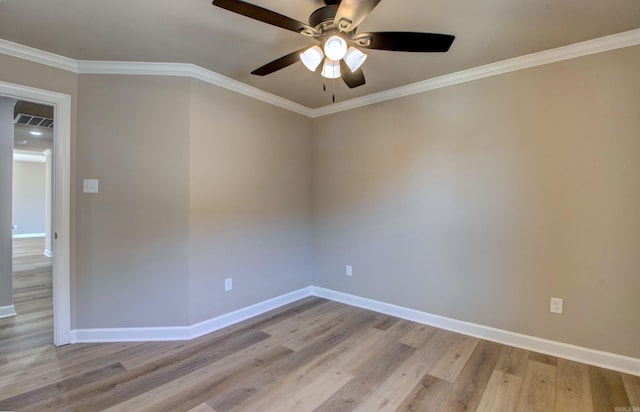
(0, 0, 639, 410)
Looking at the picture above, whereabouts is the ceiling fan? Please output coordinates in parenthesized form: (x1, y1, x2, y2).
(212, 0, 455, 95)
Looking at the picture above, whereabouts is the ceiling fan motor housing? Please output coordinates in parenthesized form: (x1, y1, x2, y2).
(309, 5, 339, 29)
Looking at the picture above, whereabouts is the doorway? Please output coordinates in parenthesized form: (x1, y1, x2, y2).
(6, 101, 55, 352)
(0, 81, 71, 346)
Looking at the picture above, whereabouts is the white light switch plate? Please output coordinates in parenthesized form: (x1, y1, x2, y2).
(83, 179, 99, 193)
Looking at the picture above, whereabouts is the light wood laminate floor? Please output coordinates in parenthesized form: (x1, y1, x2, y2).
(1, 238, 639, 411)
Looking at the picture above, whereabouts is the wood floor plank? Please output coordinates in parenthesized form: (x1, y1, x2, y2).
(476, 370, 523, 412)
(529, 351, 558, 366)
(346, 319, 417, 376)
(371, 314, 400, 331)
(0, 363, 127, 410)
(622, 373, 640, 408)
(398, 323, 437, 348)
(188, 403, 217, 412)
(279, 305, 364, 351)
(495, 345, 530, 377)
(515, 360, 557, 411)
(396, 374, 452, 412)
(315, 342, 416, 411)
(221, 318, 380, 412)
(351, 328, 458, 412)
(104, 338, 292, 412)
(260, 300, 345, 337)
(0, 342, 147, 397)
(555, 358, 593, 412)
(205, 309, 380, 412)
(443, 339, 503, 412)
(428, 333, 479, 382)
(589, 365, 631, 411)
(40, 330, 271, 411)
(4, 341, 108, 367)
(236, 366, 353, 412)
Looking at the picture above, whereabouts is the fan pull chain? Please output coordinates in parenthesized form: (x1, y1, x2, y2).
(332, 79, 336, 103)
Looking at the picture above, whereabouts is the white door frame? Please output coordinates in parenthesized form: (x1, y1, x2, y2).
(1, 80, 71, 346)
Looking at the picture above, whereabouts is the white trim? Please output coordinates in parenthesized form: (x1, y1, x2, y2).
(313, 28, 640, 117)
(12, 233, 45, 239)
(77, 61, 315, 118)
(71, 287, 313, 343)
(2, 30, 639, 117)
(0, 39, 79, 73)
(189, 286, 312, 339)
(311, 287, 640, 377)
(0, 80, 72, 346)
(44, 249, 52, 257)
(0, 305, 17, 319)
(66, 285, 640, 376)
(13, 152, 46, 163)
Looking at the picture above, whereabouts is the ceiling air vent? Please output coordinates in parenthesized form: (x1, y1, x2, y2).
(14, 113, 54, 128)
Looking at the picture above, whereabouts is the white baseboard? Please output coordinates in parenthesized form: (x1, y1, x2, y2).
(189, 287, 312, 339)
(44, 249, 52, 257)
(68, 284, 640, 376)
(71, 287, 313, 343)
(310, 286, 640, 377)
(0, 305, 17, 318)
(12, 233, 45, 239)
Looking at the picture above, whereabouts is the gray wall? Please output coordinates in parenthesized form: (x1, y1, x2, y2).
(74, 75, 313, 328)
(312, 45, 640, 358)
(188, 79, 313, 324)
(75, 75, 191, 328)
(0, 97, 16, 308)
(12, 160, 46, 235)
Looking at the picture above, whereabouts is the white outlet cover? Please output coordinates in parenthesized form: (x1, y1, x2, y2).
(346, 265, 352, 276)
(225, 278, 232, 292)
(550, 297, 563, 314)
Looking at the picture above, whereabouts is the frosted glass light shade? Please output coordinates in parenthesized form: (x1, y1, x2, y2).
(300, 46, 324, 72)
(323, 35, 347, 61)
(321, 58, 341, 79)
(343, 47, 367, 72)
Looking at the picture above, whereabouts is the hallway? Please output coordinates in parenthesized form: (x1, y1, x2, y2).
(0, 237, 53, 358)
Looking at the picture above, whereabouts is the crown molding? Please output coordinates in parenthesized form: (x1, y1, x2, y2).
(0, 39, 78, 73)
(312, 28, 640, 117)
(78, 61, 315, 117)
(2, 29, 639, 118)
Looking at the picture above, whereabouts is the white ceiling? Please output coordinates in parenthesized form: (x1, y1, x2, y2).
(0, 0, 638, 108)
(14, 124, 53, 152)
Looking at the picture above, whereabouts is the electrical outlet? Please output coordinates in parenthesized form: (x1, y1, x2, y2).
(550, 297, 563, 314)
(346, 265, 352, 276)
(12, 225, 17, 231)
(225, 278, 232, 292)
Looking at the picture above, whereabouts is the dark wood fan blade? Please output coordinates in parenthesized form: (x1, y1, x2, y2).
(212, 0, 317, 36)
(334, 0, 381, 32)
(354, 32, 455, 52)
(251, 48, 307, 76)
(340, 60, 365, 88)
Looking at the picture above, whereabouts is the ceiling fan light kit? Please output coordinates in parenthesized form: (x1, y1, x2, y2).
(343, 47, 367, 72)
(300, 45, 324, 71)
(212, 0, 455, 100)
(321, 58, 341, 79)
(323, 35, 348, 60)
